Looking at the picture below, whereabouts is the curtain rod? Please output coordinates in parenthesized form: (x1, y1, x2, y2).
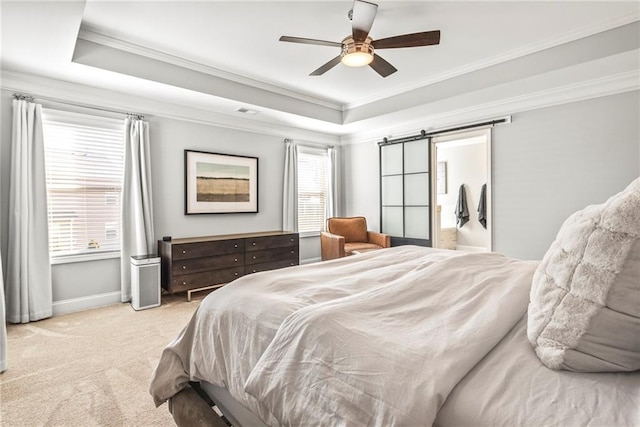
(377, 116, 511, 146)
(284, 138, 334, 149)
(12, 92, 144, 120)
(12, 93, 34, 102)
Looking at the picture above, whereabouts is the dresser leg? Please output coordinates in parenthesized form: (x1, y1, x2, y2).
(187, 284, 225, 302)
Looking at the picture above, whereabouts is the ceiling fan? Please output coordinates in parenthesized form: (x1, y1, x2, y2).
(279, 0, 441, 78)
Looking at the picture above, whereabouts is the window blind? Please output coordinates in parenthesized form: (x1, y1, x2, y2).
(41, 109, 125, 258)
(297, 150, 329, 234)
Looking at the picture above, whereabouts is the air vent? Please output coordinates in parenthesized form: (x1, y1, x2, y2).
(236, 107, 258, 115)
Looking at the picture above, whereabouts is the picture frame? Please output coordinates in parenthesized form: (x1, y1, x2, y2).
(185, 150, 258, 214)
(437, 161, 447, 194)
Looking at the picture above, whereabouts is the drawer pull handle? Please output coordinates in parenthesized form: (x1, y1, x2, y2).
(182, 266, 186, 269)
(291, 238, 294, 242)
(234, 244, 238, 248)
(252, 242, 256, 246)
(252, 256, 256, 259)
(182, 250, 186, 254)
(234, 272, 239, 276)
(182, 281, 186, 285)
(290, 263, 294, 265)
(234, 258, 238, 262)
(253, 269, 256, 273)
(291, 250, 294, 254)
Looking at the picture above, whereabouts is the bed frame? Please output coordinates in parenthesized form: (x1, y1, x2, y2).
(169, 382, 266, 427)
(200, 382, 267, 427)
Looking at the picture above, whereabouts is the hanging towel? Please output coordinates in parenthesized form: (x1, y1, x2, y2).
(478, 183, 487, 229)
(454, 184, 469, 228)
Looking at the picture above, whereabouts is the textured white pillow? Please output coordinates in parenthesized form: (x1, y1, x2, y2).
(528, 177, 640, 372)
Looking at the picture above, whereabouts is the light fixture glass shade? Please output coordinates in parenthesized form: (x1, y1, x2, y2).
(340, 36, 374, 68)
(341, 52, 373, 67)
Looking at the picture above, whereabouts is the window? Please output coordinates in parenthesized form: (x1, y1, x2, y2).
(297, 148, 330, 234)
(41, 109, 125, 259)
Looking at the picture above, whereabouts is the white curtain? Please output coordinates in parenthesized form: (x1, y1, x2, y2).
(282, 139, 298, 232)
(120, 117, 154, 302)
(0, 110, 5, 371)
(1, 245, 7, 372)
(327, 146, 341, 219)
(6, 99, 52, 324)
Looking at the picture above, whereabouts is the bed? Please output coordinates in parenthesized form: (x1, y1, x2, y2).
(150, 178, 639, 426)
(149, 248, 638, 426)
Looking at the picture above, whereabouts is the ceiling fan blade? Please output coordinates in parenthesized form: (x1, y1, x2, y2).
(369, 54, 397, 78)
(372, 30, 441, 49)
(351, 0, 378, 42)
(279, 36, 341, 48)
(310, 56, 343, 76)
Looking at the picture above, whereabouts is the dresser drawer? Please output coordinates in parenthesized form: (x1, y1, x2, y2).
(245, 258, 298, 275)
(160, 232, 299, 296)
(173, 239, 244, 260)
(245, 234, 298, 251)
(245, 248, 298, 265)
(172, 253, 244, 277)
(169, 266, 244, 292)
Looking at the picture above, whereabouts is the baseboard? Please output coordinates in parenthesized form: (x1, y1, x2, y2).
(301, 257, 322, 265)
(52, 291, 122, 316)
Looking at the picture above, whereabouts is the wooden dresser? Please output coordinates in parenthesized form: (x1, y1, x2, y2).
(158, 231, 299, 300)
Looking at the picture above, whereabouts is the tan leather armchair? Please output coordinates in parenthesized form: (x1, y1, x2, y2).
(320, 216, 391, 261)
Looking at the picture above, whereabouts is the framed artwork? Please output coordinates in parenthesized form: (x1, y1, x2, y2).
(437, 161, 447, 194)
(185, 150, 258, 214)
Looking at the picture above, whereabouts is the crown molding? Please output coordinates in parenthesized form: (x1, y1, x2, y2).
(3, 65, 636, 148)
(340, 70, 640, 146)
(345, 13, 640, 111)
(78, 25, 342, 112)
(1, 69, 341, 145)
(79, 15, 640, 114)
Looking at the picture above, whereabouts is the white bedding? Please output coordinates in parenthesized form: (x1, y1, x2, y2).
(435, 315, 640, 426)
(243, 250, 537, 426)
(150, 246, 539, 426)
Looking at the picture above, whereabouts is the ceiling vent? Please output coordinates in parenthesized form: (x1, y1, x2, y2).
(236, 107, 258, 115)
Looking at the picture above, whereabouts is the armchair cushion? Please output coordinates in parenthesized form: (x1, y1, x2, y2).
(327, 217, 368, 243)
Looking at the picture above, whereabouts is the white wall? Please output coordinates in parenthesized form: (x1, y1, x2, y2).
(436, 141, 488, 249)
(0, 88, 331, 310)
(2, 85, 638, 311)
(493, 90, 639, 259)
(151, 116, 327, 262)
(342, 140, 381, 231)
(150, 116, 283, 240)
(343, 90, 640, 260)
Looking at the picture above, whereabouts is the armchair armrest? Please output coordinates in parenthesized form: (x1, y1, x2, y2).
(321, 231, 345, 261)
(367, 231, 391, 248)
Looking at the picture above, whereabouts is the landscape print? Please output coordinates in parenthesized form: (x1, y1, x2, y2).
(186, 150, 258, 214)
(196, 161, 250, 202)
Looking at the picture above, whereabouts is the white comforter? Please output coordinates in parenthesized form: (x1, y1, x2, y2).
(150, 246, 538, 426)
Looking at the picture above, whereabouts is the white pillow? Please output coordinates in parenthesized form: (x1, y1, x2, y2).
(528, 177, 640, 372)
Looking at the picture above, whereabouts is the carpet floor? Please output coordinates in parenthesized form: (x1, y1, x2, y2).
(1, 293, 202, 426)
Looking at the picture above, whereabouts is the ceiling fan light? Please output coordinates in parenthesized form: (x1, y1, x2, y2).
(340, 35, 374, 67)
(341, 51, 373, 67)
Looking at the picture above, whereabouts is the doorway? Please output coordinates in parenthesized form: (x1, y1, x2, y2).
(431, 128, 492, 252)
